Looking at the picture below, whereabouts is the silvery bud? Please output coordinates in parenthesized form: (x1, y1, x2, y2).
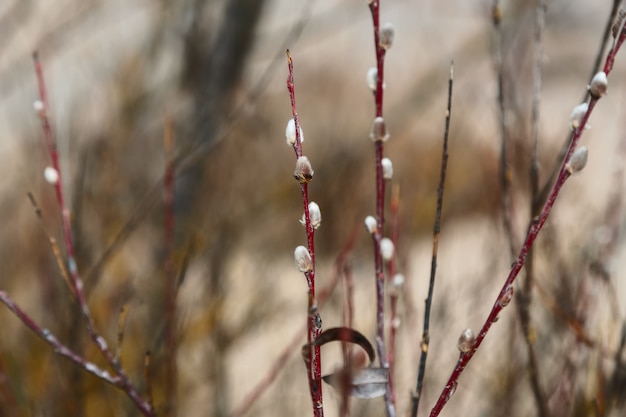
(294, 246, 313, 273)
(301, 201, 322, 229)
(286, 118, 304, 145)
(457, 328, 475, 353)
(570, 103, 589, 130)
(44, 167, 59, 185)
(382, 158, 393, 180)
(565, 146, 588, 175)
(365, 215, 378, 234)
(294, 156, 314, 183)
(380, 238, 395, 262)
(379, 23, 395, 50)
(588, 71, 608, 99)
(370, 117, 390, 142)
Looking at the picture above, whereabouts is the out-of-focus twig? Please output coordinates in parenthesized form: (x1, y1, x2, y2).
(411, 61, 453, 417)
(515, 2, 548, 417)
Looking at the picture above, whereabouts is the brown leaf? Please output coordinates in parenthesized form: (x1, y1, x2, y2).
(311, 327, 375, 364)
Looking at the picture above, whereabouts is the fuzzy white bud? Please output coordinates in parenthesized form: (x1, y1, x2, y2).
(381, 158, 393, 180)
(498, 285, 514, 308)
(457, 328, 475, 353)
(392, 273, 405, 287)
(367, 67, 378, 91)
(570, 103, 589, 130)
(588, 71, 608, 99)
(364, 215, 378, 234)
(44, 166, 59, 185)
(379, 23, 395, 50)
(285, 118, 304, 146)
(294, 246, 313, 273)
(370, 117, 390, 142)
(380, 237, 395, 262)
(565, 146, 588, 175)
(33, 100, 44, 113)
(301, 201, 322, 229)
(294, 156, 314, 183)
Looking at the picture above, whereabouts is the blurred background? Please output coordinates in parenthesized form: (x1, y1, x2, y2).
(1, 0, 626, 416)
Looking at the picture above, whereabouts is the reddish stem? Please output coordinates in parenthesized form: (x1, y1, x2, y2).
(230, 234, 356, 417)
(31, 53, 155, 417)
(367, 2, 395, 415)
(429, 21, 626, 417)
(286, 50, 323, 417)
(429, 100, 597, 416)
(0, 290, 153, 416)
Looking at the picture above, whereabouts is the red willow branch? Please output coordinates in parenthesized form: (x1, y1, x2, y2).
(285, 50, 323, 417)
(229, 231, 355, 417)
(366, 1, 395, 415)
(429, 20, 625, 417)
(28, 52, 156, 416)
(0, 290, 154, 416)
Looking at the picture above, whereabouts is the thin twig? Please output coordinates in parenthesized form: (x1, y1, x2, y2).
(30, 53, 155, 417)
(366, 2, 394, 415)
(429, 26, 626, 416)
(163, 114, 177, 416)
(386, 184, 401, 412)
(115, 305, 129, 366)
(533, 1, 622, 214)
(411, 61, 453, 417)
(515, 2, 549, 416)
(491, 0, 518, 257)
(26, 192, 75, 299)
(83, 2, 314, 289)
(286, 50, 323, 417)
(229, 231, 355, 417)
(0, 290, 154, 415)
(145, 351, 155, 412)
(340, 248, 356, 417)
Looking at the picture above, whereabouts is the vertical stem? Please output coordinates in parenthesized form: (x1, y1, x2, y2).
(516, 2, 549, 417)
(367, 3, 394, 415)
(163, 116, 177, 415)
(491, 0, 517, 256)
(411, 62, 453, 417)
(31, 52, 155, 417)
(286, 50, 323, 417)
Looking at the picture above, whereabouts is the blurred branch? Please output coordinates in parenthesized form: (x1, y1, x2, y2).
(411, 62, 453, 417)
(0, 290, 154, 416)
(515, 2, 548, 417)
(533, 0, 622, 214)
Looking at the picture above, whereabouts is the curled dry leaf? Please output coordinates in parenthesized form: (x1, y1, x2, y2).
(311, 327, 375, 364)
(323, 367, 389, 399)
(304, 327, 386, 399)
